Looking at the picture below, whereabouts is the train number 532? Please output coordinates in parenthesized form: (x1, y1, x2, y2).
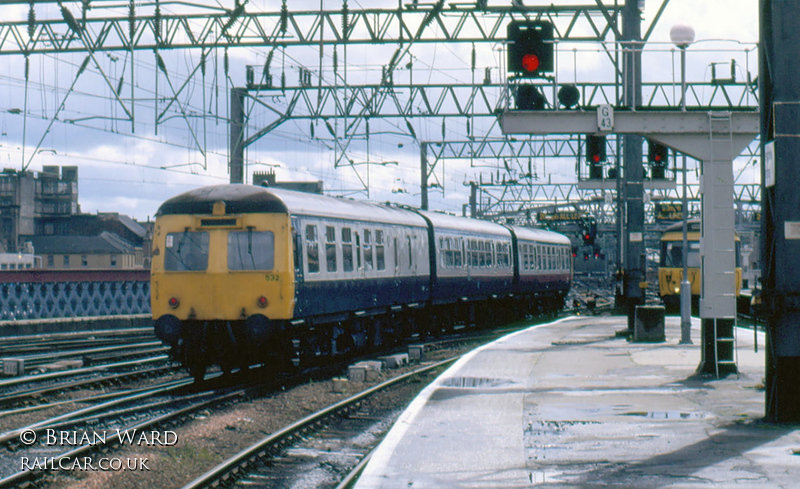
(264, 274, 280, 282)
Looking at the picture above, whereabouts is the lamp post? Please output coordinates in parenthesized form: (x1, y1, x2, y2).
(671, 24, 695, 344)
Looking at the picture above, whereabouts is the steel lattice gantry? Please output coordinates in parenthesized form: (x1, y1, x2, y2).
(422, 136, 761, 224)
(0, 2, 627, 54)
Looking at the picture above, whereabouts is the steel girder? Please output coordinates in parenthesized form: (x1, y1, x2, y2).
(0, 2, 625, 55)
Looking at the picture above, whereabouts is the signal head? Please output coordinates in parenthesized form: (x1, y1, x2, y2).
(521, 54, 540, 72)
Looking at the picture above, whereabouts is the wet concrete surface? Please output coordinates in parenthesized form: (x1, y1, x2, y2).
(355, 316, 799, 488)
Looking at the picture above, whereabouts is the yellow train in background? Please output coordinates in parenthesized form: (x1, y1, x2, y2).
(658, 220, 742, 311)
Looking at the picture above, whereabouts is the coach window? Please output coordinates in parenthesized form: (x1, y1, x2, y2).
(342, 228, 354, 272)
(364, 229, 373, 270)
(376, 230, 385, 270)
(305, 225, 320, 273)
(470, 239, 478, 267)
(325, 226, 337, 272)
(228, 230, 275, 271)
(498, 242, 510, 268)
(165, 231, 209, 271)
(529, 244, 535, 270)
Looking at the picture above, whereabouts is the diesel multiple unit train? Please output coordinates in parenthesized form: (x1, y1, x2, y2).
(658, 219, 742, 311)
(150, 185, 572, 379)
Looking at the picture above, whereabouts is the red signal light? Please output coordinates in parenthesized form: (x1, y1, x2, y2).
(168, 297, 179, 309)
(521, 53, 540, 72)
(257, 296, 268, 308)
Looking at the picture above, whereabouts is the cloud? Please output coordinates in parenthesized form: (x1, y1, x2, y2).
(0, 1, 759, 222)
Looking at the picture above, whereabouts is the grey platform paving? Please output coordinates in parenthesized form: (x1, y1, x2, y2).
(355, 316, 799, 488)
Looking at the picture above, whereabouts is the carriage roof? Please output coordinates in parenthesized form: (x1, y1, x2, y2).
(156, 184, 427, 227)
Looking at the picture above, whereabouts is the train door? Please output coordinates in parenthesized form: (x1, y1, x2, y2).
(355, 231, 364, 277)
(291, 217, 303, 284)
(407, 235, 415, 277)
(393, 236, 399, 279)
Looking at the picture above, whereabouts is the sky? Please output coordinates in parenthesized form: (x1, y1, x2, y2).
(0, 0, 759, 222)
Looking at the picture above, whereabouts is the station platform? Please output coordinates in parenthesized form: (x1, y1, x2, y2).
(355, 315, 799, 488)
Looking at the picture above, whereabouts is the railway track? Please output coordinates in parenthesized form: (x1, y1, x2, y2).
(182, 358, 457, 489)
(0, 374, 234, 487)
(0, 321, 541, 488)
(0, 355, 172, 400)
(0, 350, 391, 487)
(0, 328, 156, 356)
(0, 364, 181, 413)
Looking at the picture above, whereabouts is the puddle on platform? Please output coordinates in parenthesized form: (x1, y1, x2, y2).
(621, 411, 705, 420)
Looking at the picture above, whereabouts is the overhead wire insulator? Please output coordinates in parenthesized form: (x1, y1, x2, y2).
(341, 1, 349, 36)
(155, 51, 167, 74)
(200, 54, 206, 77)
(471, 44, 476, 71)
(333, 45, 338, 73)
(280, 0, 288, 35)
(60, 5, 82, 35)
(223, 47, 229, 76)
(27, 2, 35, 40)
(224, 2, 245, 32)
(264, 49, 274, 76)
(77, 55, 91, 75)
(154, 1, 162, 43)
(406, 120, 417, 140)
(128, 0, 135, 41)
(421, 0, 444, 29)
(116, 75, 124, 95)
(24, 55, 29, 80)
(325, 120, 336, 137)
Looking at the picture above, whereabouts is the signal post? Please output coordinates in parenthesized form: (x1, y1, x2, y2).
(500, 109, 759, 375)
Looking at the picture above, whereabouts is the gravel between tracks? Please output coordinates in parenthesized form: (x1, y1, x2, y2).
(40, 342, 479, 489)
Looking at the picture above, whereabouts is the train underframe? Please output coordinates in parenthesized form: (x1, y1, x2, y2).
(154, 292, 566, 381)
